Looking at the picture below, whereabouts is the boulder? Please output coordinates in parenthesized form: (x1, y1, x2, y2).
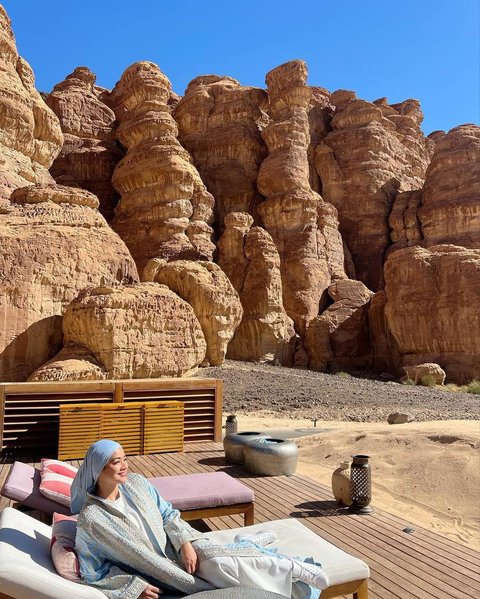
(0, 184, 138, 381)
(387, 412, 415, 425)
(0, 6, 63, 205)
(304, 280, 374, 371)
(110, 61, 215, 273)
(55, 283, 206, 379)
(46, 67, 123, 220)
(28, 344, 107, 381)
(143, 260, 241, 366)
(403, 363, 446, 386)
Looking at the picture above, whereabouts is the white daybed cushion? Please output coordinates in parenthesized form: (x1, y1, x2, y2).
(199, 518, 370, 587)
(0, 507, 104, 599)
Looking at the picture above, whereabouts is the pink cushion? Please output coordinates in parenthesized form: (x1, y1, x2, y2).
(0, 461, 71, 515)
(150, 471, 254, 510)
(42, 458, 78, 479)
(39, 471, 73, 507)
(51, 512, 80, 581)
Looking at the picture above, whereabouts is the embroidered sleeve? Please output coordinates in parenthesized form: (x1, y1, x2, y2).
(146, 480, 204, 551)
(76, 518, 148, 599)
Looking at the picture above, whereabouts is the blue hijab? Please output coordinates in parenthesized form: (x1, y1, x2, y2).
(70, 439, 121, 514)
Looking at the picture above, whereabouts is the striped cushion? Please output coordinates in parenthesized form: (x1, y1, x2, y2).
(39, 471, 73, 506)
(41, 458, 78, 478)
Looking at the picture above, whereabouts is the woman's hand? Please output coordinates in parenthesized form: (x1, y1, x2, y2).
(139, 584, 161, 598)
(180, 541, 198, 574)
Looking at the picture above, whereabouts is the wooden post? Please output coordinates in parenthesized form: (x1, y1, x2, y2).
(214, 380, 223, 442)
(114, 381, 123, 403)
(0, 385, 5, 451)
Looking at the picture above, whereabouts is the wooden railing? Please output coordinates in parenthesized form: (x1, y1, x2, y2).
(0, 378, 223, 456)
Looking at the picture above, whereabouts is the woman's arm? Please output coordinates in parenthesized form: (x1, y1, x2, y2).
(145, 480, 204, 552)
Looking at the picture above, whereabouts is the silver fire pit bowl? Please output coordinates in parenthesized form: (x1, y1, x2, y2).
(244, 438, 298, 476)
(223, 431, 272, 464)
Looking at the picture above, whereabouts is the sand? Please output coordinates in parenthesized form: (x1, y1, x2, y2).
(233, 414, 480, 551)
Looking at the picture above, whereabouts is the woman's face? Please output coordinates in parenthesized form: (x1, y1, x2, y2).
(99, 447, 129, 487)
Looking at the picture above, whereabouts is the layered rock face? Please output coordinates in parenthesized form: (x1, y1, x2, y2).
(384, 245, 480, 383)
(110, 62, 215, 273)
(46, 67, 123, 220)
(0, 7, 63, 204)
(257, 61, 346, 336)
(0, 184, 139, 381)
(31, 283, 206, 380)
(305, 280, 374, 371)
(174, 75, 268, 234)
(315, 92, 432, 290)
(419, 124, 480, 247)
(143, 259, 242, 366)
(218, 213, 296, 364)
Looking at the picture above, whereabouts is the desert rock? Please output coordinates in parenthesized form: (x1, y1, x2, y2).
(143, 259, 241, 366)
(57, 283, 206, 378)
(387, 412, 415, 425)
(384, 245, 480, 383)
(315, 92, 432, 290)
(218, 217, 296, 364)
(46, 67, 123, 220)
(174, 75, 268, 234)
(257, 61, 346, 336)
(305, 280, 374, 372)
(0, 184, 138, 381)
(110, 61, 215, 273)
(0, 7, 63, 204)
(403, 363, 446, 386)
(28, 344, 107, 381)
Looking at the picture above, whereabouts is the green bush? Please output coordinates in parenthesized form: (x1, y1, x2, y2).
(400, 377, 416, 386)
(466, 380, 480, 395)
(419, 374, 438, 387)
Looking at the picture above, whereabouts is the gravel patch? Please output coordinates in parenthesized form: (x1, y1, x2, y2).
(196, 360, 480, 422)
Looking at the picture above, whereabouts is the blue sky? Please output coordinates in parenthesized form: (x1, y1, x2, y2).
(3, 0, 479, 134)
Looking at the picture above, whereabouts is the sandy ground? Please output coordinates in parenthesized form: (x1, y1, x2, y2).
(232, 414, 480, 551)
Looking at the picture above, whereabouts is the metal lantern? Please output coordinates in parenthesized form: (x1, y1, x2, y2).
(348, 454, 374, 514)
(225, 414, 238, 436)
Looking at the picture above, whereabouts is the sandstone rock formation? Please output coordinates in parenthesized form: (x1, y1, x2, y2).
(0, 7, 63, 205)
(46, 67, 123, 220)
(174, 75, 268, 234)
(0, 184, 139, 381)
(110, 62, 215, 273)
(403, 363, 446, 386)
(257, 61, 346, 336)
(315, 92, 433, 290)
(419, 124, 480, 247)
(218, 214, 296, 364)
(305, 280, 374, 372)
(389, 125, 480, 251)
(29, 344, 107, 381)
(384, 245, 480, 383)
(48, 283, 206, 379)
(143, 259, 242, 366)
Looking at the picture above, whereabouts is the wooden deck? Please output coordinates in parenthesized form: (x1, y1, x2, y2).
(1, 442, 479, 599)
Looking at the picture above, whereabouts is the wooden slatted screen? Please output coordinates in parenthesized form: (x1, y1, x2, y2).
(58, 401, 184, 460)
(0, 378, 221, 456)
(0, 382, 116, 455)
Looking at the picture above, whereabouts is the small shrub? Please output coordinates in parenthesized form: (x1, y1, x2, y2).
(419, 374, 439, 387)
(400, 377, 416, 386)
(444, 383, 466, 393)
(466, 380, 480, 395)
(335, 371, 351, 379)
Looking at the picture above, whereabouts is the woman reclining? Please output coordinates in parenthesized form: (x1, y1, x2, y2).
(72, 439, 330, 599)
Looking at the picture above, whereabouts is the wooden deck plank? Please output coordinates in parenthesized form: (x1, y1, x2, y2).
(0, 444, 478, 599)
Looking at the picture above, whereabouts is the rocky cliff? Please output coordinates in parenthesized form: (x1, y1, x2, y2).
(0, 2, 478, 384)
